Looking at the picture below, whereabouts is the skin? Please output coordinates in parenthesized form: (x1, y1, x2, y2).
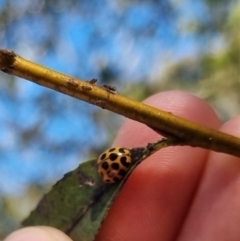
(5, 90, 240, 241)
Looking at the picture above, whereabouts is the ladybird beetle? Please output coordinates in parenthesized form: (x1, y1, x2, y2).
(97, 147, 132, 183)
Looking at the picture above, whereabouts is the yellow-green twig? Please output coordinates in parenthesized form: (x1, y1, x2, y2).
(0, 49, 240, 157)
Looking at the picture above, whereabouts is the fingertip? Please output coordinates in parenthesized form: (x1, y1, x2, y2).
(177, 116, 240, 240)
(220, 115, 240, 136)
(5, 227, 72, 241)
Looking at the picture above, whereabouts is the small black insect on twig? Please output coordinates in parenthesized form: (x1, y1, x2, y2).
(88, 78, 98, 85)
(102, 84, 118, 94)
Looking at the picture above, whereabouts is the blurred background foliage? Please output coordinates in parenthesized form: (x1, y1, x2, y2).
(0, 0, 240, 238)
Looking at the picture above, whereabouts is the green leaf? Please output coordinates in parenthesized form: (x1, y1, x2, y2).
(22, 159, 139, 241)
(22, 140, 175, 240)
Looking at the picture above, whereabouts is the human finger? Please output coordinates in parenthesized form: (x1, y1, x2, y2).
(97, 91, 221, 241)
(178, 115, 240, 241)
(4, 226, 72, 241)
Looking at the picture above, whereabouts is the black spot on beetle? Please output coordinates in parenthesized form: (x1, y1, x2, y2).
(109, 153, 118, 161)
(113, 177, 120, 182)
(111, 162, 120, 170)
(119, 148, 126, 153)
(108, 148, 116, 152)
(119, 169, 127, 176)
(101, 162, 109, 170)
(100, 153, 106, 160)
(120, 156, 130, 167)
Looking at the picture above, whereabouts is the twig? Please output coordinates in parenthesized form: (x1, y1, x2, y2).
(0, 49, 240, 157)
